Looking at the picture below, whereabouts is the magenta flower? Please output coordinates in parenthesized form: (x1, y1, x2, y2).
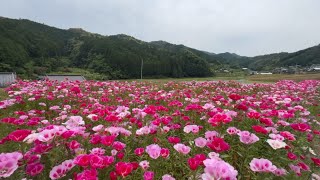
(143, 171, 154, 180)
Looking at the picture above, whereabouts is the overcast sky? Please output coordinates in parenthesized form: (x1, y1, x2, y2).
(0, 0, 320, 56)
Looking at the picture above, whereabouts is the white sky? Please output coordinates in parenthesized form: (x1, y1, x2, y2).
(0, 0, 320, 56)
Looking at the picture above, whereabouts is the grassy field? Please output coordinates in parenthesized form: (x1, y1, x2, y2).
(133, 73, 320, 83)
(246, 73, 320, 82)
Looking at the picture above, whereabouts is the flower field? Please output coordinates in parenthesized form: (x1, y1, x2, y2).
(0, 80, 320, 179)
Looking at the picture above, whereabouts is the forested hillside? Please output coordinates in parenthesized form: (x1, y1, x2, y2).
(0, 16, 319, 79)
(0, 17, 216, 79)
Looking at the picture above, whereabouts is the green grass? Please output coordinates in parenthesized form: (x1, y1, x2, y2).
(247, 73, 320, 82)
(126, 73, 320, 83)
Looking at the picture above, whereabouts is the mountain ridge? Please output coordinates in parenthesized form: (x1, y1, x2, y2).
(0, 16, 319, 79)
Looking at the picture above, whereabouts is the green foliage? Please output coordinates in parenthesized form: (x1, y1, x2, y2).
(0, 17, 215, 79)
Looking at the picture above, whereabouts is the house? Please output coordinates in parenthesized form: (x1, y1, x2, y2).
(0, 72, 16, 87)
(43, 74, 86, 82)
(258, 72, 273, 75)
(308, 64, 320, 72)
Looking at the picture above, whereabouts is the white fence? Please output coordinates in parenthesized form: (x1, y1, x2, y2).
(0, 72, 16, 87)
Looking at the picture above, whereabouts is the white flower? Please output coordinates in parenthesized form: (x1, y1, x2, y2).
(266, 139, 287, 150)
(23, 133, 39, 144)
(309, 148, 316, 155)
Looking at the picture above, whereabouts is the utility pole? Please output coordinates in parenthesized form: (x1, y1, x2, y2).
(140, 58, 143, 80)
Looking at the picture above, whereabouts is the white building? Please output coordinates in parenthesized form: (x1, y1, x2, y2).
(44, 74, 86, 82)
(0, 72, 16, 87)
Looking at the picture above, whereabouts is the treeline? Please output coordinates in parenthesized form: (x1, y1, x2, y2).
(0, 17, 215, 79)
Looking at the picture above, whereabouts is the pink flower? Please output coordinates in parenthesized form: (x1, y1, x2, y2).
(144, 171, 154, 180)
(63, 116, 85, 130)
(139, 160, 150, 170)
(183, 125, 200, 134)
(146, 144, 161, 159)
(238, 131, 259, 144)
(167, 136, 181, 144)
(266, 139, 287, 149)
(287, 152, 297, 160)
(68, 140, 81, 150)
(90, 155, 107, 169)
(101, 135, 115, 146)
(162, 174, 176, 180)
(226, 127, 239, 135)
(205, 131, 219, 141)
(280, 131, 296, 141)
(273, 168, 287, 176)
(173, 143, 191, 155)
(201, 158, 238, 180)
(194, 137, 207, 148)
(290, 123, 311, 132)
(115, 162, 134, 177)
(90, 148, 105, 155)
(289, 164, 301, 176)
(249, 158, 277, 173)
(26, 162, 44, 176)
(134, 148, 145, 156)
(207, 137, 230, 153)
(0, 152, 23, 178)
(112, 141, 126, 151)
(7, 129, 32, 142)
(49, 159, 75, 179)
(75, 169, 98, 180)
(74, 154, 90, 167)
(208, 113, 232, 126)
(247, 111, 261, 119)
(160, 148, 170, 158)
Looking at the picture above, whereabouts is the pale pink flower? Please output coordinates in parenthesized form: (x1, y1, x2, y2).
(90, 148, 105, 155)
(162, 174, 176, 180)
(139, 160, 150, 170)
(289, 164, 301, 176)
(145, 144, 161, 159)
(269, 134, 285, 141)
(49, 159, 75, 179)
(238, 131, 259, 144)
(266, 139, 287, 150)
(273, 168, 287, 176)
(173, 143, 191, 155)
(226, 127, 239, 135)
(205, 131, 219, 140)
(183, 125, 200, 134)
(208, 152, 221, 160)
(63, 116, 85, 130)
(92, 125, 104, 132)
(0, 152, 23, 178)
(194, 137, 207, 148)
(249, 158, 277, 173)
(136, 126, 151, 136)
(87, 114, 98, 121)
(201, 158, 238, 180)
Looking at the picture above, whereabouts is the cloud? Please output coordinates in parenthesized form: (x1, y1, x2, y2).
(0, 0, 320, 56)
